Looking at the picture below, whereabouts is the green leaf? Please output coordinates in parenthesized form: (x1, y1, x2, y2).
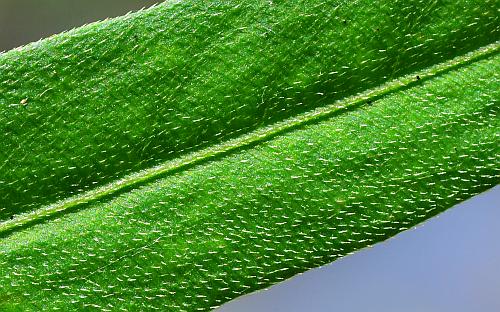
(0, 0, 498, 311)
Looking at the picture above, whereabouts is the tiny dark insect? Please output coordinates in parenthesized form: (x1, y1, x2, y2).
(416, 75, 420, 80)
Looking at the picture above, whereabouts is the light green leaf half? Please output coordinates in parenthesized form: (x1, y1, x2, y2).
(0, 0, 498, 311)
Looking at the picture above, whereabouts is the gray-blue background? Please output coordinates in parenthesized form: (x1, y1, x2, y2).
(1, 1, 498, 311)
(218, 186, 500, 312)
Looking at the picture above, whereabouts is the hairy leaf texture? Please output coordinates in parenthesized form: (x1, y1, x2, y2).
(0, 0, 498, 311)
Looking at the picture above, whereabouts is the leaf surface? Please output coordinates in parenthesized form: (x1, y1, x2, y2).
(0, 0, 498, 311)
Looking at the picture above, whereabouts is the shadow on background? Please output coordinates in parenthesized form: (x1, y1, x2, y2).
(0, 0, 160, 52)
(1, 1, 498, 311)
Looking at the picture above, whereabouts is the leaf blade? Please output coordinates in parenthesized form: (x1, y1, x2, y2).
(0, 1, 499, 311)
(1, 41, 498, 235)
(1, 47, 499, 311)
(0, 0, 498, 221)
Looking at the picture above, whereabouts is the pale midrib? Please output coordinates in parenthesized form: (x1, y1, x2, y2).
(1, 41, 498, 235)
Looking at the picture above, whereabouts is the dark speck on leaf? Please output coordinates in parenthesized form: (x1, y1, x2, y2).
(416, 75, 421, 80)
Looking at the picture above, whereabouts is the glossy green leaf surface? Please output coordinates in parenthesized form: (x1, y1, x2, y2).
(0, 0, 499, 311)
